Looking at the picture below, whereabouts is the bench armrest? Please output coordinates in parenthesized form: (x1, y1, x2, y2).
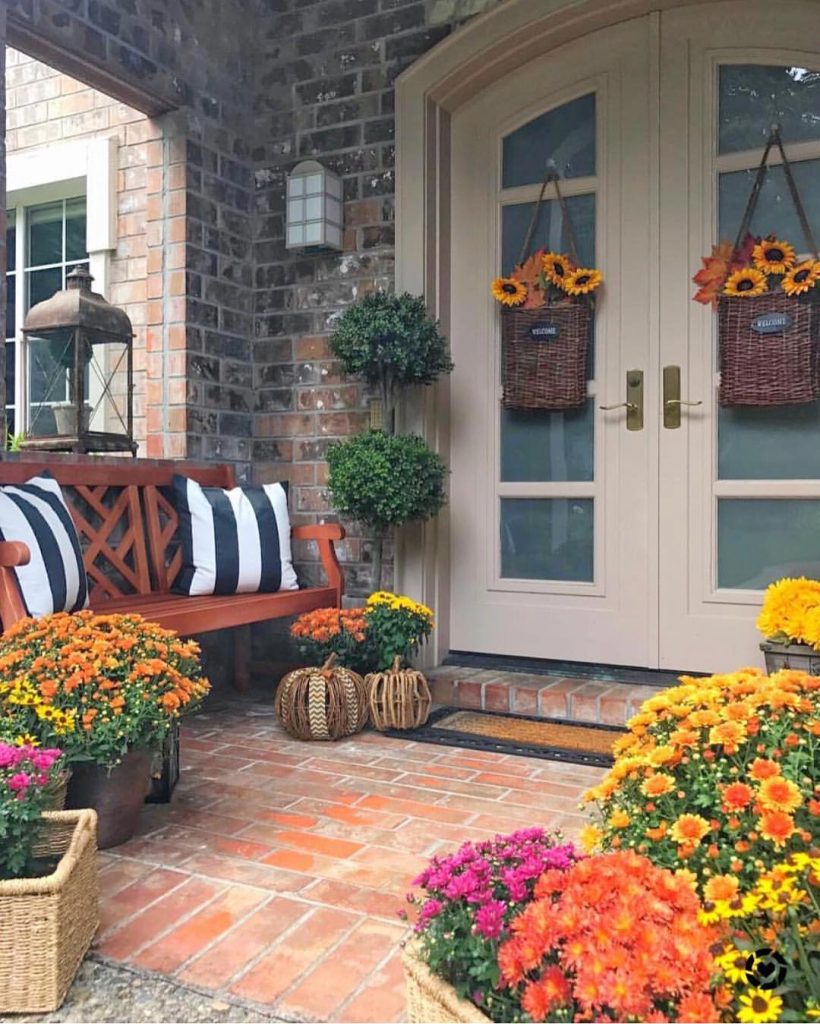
(291, 524, 345, 605)
(0, 542, 31, 631)
(0, 541, 31, 567)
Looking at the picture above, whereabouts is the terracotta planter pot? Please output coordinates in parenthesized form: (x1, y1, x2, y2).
(65, 750, 152, 849)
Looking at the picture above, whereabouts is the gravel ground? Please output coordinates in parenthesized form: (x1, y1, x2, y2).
(2, 958, 286, 1024)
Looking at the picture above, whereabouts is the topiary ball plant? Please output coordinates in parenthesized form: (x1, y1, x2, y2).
(329, 292, 453, 431)
(326, 430, 447, 590)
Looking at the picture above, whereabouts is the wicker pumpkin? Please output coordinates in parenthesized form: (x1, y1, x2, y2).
(366, 656, 432, 731)
(276, 654, 368, 740)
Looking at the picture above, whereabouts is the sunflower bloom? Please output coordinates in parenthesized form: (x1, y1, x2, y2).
(782, 259, 820, 297)
(563, 267, 603, 296)
(724, 267, 768, 297)
(491, 276, 527, 306)
(737, 989, 783, 1023)
(752, 237, 796, 275)
(542, 252, 573, 288)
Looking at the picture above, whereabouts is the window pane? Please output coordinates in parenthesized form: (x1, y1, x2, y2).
(500, 497, 594, 581)
(719, 402, 820, 479)
(5, 276, 15, 341)
(719, 65, 820, 155)
(502, 194, 595, 273)
(6, 210, 15, 273)
(5, 341, 14, 413)
(27, 266, 62, 310)
(503, 93, 596, 187)
(719, 159, 820, 250)
(27, 202, 65, 268)
(717, 499, 820, 589)
(65, 197, 87, 262)
(501, 401, 594, 482)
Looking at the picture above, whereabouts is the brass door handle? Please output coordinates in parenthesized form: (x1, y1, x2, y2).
(600, 371, 643, 430)
(663, 366, 701, 428)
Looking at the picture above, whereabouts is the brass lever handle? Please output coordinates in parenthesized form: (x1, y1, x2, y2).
(600, 402, 637, 411)
(663, 366, 702, 428)
(599, 371, 643, 430)
(665, 399, 703, 408)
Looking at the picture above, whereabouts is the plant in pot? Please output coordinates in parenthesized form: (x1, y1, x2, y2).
(0, 611, 210, 848)
(328, 292, 453, 590)
(756, 576, 820, 673)
(0, 742, 99, 1014)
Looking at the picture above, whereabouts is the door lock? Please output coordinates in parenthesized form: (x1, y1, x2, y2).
(663, 366, 702, 428)
(600, 370, 643, 430)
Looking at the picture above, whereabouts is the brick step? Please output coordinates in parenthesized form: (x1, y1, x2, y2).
(427, 666, 664, 728)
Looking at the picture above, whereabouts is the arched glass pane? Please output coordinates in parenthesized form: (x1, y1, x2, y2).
(719, 65, 820, 155)
(502, 93, 596, 188)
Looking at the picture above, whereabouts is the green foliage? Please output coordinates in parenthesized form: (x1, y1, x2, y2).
(330, 292, 453, 392)
(326, 430, 446, 534)
(6, 432, 25, 453)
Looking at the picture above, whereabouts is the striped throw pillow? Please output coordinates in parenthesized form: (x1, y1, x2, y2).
(0, 472, 89, 618)
(171, 475, 299, 596)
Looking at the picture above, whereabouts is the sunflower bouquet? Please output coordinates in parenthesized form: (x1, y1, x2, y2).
(0, 612, 210, 769)
(693, 233, 820, 307)
(492, 248, 603, 309)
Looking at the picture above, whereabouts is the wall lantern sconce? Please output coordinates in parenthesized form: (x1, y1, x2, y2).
(20, 267, 136, 455)
(286, 160, 343, 250)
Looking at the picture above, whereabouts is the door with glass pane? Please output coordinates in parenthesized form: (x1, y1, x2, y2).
(449, 17, 655, 664)
(658, 2, 820, 671)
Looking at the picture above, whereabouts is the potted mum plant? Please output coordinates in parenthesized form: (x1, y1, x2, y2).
(0, 611, 210, 848)
(0, 742, 99, 1014)
(757, 576, 820, 673)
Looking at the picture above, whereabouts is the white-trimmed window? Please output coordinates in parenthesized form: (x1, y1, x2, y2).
(4, 137, 117, 435)
(5, 197, 89, 433)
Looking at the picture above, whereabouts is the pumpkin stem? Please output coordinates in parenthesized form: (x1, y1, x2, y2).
(392, 655, 402, 672)
(322, 653, 338, 673)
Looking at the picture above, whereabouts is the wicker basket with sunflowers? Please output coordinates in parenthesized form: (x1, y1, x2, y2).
(491, 172, 603, 411)
(692, 127, 820, 406)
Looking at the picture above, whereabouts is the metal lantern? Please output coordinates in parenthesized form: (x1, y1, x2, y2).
(286, 160, 343, 250)
(20, 267, 136, 454)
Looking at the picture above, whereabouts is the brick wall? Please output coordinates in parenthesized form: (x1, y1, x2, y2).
(252, 0, 502, 594)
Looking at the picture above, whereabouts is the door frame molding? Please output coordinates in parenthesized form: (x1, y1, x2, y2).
(395, 0, 709, 663)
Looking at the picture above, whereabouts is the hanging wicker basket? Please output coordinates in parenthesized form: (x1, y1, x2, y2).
(502, 302, 590, 410)
(0, 810, 99, 1014)
(276, 653, 368, 740)
(367, 656, 432, 731)
(719, 293, 818, 406)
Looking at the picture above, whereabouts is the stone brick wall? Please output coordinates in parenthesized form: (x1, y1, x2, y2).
(252, 0, 502, 594)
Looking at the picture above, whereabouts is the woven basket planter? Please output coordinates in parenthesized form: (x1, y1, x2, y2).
(718, 293, 819, 406)
(276, 654, 368, 740)
(0, 809, 99, 1014)
(367, 657, 432, 731)
(403, 942, 491, 1023)
(501, 303, 590, 410)
(761, 640, 820, 675)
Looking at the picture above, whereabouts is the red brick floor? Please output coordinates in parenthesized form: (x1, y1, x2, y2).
(94, 698, 605, 1022)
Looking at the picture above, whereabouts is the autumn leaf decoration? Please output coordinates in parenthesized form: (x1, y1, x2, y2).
(692, 235, 757, 307)
(512, 248, 548, 308)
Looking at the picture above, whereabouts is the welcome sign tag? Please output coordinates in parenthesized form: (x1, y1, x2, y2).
(751, 311, 793, 334)
(528, 322, 560, 342)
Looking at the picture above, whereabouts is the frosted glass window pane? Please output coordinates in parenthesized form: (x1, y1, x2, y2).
(305, 174, 323, 193)
(719, 159, 820, 246)
(717, 499, 820, 589)
(288, 199, 304, 221)
(501, 400, 594, 482)
(304, 222, 322, 243)
(719, 65, 820, 155)
(288, 177, 304, 196)
(503, 93, 596, 187)
(501, 498, 593, 581)
(719, 402, 820, 479)
(502, 195, 595, 273)
(287, 225, 304, 245)
(305, 196, 322, 219)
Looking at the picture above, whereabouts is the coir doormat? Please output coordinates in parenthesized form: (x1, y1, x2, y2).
(387, 707, 627, 767)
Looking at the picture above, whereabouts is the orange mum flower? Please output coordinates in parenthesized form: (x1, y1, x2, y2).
(757, 810, 795, 847)
(708, 720, 746, 750)
(703, 875, 739, 902)
(758, 775, 803, 813)
(641, 773, 675, 797)
(750, 758, 781, 780)
(722, 781, 754, 811)
(669, 814, 710, 846)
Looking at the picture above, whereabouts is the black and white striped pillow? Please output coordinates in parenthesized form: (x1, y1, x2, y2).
(0, 472, 89, 618)
(171, 475, 299, 596)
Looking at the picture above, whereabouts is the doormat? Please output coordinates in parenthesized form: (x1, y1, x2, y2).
(387, 707, 627, 767)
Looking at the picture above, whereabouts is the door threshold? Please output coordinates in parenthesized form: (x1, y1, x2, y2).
(443, 651, 704, 687)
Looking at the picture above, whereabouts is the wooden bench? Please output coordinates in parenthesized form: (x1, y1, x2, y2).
(0, 454, 345, 689)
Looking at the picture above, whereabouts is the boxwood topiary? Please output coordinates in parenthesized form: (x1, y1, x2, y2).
(326, 430, 447, 590)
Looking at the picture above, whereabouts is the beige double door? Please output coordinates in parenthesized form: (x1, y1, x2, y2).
(449, 2, 820, 672)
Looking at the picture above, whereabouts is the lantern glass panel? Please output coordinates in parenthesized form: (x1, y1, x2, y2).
(27, 328, 74, 436)
(305, 173, 323, 193)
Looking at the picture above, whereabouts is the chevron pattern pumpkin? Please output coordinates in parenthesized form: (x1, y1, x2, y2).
(276, 654, 368, 740)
